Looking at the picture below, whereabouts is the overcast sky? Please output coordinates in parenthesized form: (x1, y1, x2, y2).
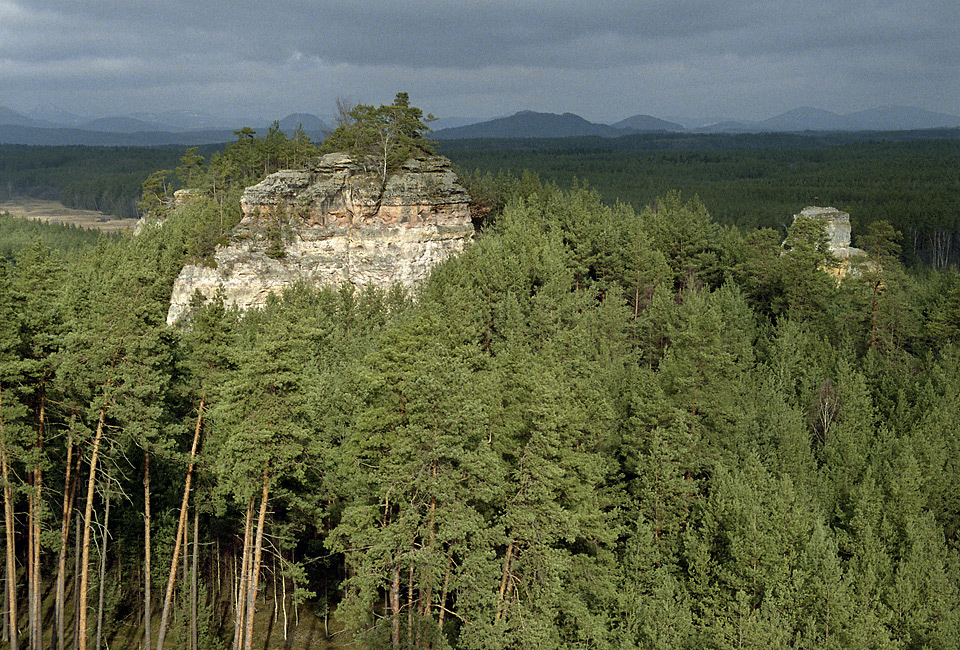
(1, 0, 958, 124)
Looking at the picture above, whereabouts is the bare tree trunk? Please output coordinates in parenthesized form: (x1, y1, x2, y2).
(390, 564, 401, 650)
(233, 497, 254, 650)
(31, 380, 48, 650)
(156, 395, 204, 650)
(407, 564, 415, 646)
(95, 473, 111, 650)
(143, 452, 152, 650)
(191, 505, 199, 650)
(495, 540, 514, 624)
(183, 508, 189, 594)
(27, 483, 34, 650)
(281, 557, 288, 641)
(78, 399, 110, 650)
(57, 425, 78, 650)
(73, 504, 81, 650)
(243, 469, 270, 650)
(1, 441, 17, 650)
(1, 550, 6, 645)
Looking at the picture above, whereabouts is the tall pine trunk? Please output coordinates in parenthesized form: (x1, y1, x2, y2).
(78, 343, 122, 650)
(27, 380, 44, 650)
(233, 496, 255, 650)
(56, 427, 79, 650)
(143, 452, 152, 650)
(390, 564, 401, 650)
(73, 506, 81, 650)
(1, 442, 16, 650)
(156, 394, 204, 650)
(27, 478, 35, 650)
(191, 505, 199, 650)
(495, 539, 514, 624)
(78, 400, 111, 650)
(95, 472, 111, 650)
(243, 468, 270, 650)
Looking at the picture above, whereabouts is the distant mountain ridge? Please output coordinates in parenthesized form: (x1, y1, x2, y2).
(433, 105, 960, 140)
(0, 104, 957, 146)
(0, 108, 329, 145)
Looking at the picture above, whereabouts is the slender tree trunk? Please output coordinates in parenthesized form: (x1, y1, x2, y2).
(156, 394, 204, 650)
(1, 441, 17, 650)
(57, 425, 78, 650)
(191, 505, 199, 650)
(78, 400, 111, 650)
(27, 478, 35, 650)
(437, 551, 453, 634)
(95, 474, 111, 650)
(243, 469, 270, 650)
(143, 452, 152, 650)
(79, 344, 122, 650)
(390, 564, 401, 650)
(215, 538, 221, 615)
(281, 559, 288, 641)
(495, 540, 514, 624)
(233, 497, 254, 650)
(407, 564, 415, 646)
(24, 380, 44, 650)
(73, 504, 82, 650)
(272, 555, 278, 625)
(183, 508, 189, 593)
(1, 552, 6, 645)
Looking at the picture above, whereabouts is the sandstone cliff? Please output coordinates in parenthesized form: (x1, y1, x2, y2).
(792, 206, 867, 280)
(166, 153, 473, 324)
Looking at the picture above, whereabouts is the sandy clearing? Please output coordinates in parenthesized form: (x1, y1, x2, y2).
(0, 197, 138, 233)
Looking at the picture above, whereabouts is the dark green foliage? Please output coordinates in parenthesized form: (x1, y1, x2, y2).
(321, 92, 435, 184)
(2, 141, 960, 650)
(0, 211, 115, 261)
(0, 144, 188, 217)
(443, 134, 960, 269)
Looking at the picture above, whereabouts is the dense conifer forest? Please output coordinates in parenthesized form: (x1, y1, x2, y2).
(0, 122, 958, 650)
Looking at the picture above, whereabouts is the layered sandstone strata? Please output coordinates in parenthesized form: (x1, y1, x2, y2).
(167, 154, 473, 324)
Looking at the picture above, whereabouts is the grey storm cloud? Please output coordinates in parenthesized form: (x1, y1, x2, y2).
(1, 0, 958, 122)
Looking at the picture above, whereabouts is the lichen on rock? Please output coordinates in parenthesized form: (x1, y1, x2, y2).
(166, 153, 474, 325)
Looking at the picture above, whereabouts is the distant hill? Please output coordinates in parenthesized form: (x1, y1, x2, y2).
(758, 107, 849, 132)
(613, 114, 685, 133)
(433, 111, 623, 139)
(430, 116, 488, 131)
(81, 116, 167, 133)
(0, 124, 242, 146)
(702, 106, 960, 133)
(842, 106, 960, 131)
(278, 113, 326, 139)
(0, 107, 42, 128)
(127, 110, 236, 131)
(2, 103, 958, 146)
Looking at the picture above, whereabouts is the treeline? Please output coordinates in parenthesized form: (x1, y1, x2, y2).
(0, 120, 317, 220)
(0, 145, 188, 218)
(1, 157, 959, 650)
(444, 134, 960, 268)
(0, 212, 116, 261)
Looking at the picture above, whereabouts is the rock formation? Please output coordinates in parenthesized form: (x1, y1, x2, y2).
(166, 153, 474, 324)
(792, 206, 866, 279)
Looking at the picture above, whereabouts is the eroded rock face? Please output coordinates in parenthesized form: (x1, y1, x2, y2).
(167, 154, 473, 324)
(792, 206, 867, 280)
(792, 206, 864, 260)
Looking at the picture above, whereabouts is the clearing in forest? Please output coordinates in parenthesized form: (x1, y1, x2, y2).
(0, 197, 136, 232)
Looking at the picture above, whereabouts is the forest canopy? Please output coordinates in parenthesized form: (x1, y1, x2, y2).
(0, 106, 958, 650)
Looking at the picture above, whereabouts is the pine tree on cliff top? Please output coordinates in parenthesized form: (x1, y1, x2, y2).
(321, 92, 435, 185)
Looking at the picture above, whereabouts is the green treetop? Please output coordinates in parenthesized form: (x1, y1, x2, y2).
(320, 92, 435, 185)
